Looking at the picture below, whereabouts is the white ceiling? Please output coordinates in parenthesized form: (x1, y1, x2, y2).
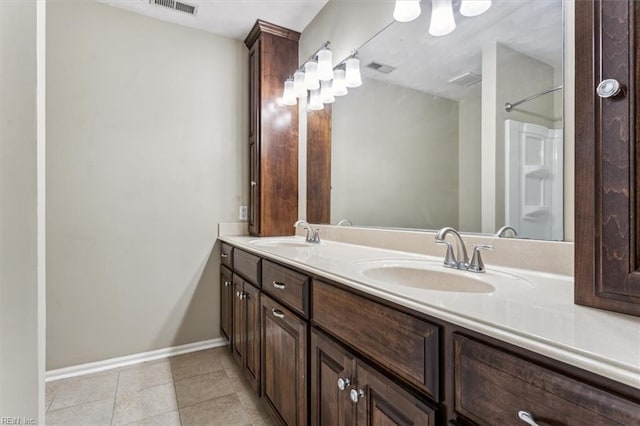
(98, 0, 329, 40)
(358, 0, 563, 100)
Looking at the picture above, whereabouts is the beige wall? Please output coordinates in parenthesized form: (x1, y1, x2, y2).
(46, 1, 247, 369)
(0, 0, 45, 420)
(458, 89, 482, 232)
(331, 78, 458, 229)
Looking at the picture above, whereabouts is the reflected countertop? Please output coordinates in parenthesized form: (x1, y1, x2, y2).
(219, 235, 640, 390)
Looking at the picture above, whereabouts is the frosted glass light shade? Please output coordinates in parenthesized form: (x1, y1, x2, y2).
(317, 48, 334, 81)
(304, 61, 320, 90)
(332, 69, 348, 96)
(429, 0, 456, 36)
(320, 80, 335, 104)
(393, 0, 421, 22)
(293, 70, 307, 98)
(460, 0, 491, 17)
(282, 79, 297, 106)
(308, 89, 324, 111)
(345, 57, 362, 88)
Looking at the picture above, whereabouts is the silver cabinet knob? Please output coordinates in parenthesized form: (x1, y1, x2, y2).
(517, 410, 539, 426)
(337, 377, 350, 391)
(224, 280, 231, 287)
(250, 181, 257, 186)
(596, 79, 621, 98)
(236, 291, 240, 297)
(349, 388, 364, 403)
(221, 253, 229, 258)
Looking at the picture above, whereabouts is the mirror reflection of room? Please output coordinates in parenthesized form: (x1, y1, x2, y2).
(330, 0, 563, 241)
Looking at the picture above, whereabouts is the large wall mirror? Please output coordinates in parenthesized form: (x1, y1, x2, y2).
(325, 0, 564, 241)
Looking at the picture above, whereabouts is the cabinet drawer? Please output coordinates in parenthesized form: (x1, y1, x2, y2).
(220, 243, 233, 269)
(312, 280, 439, 399)
(234, 249, 261, 286)
(262, 260, 309, 318)
(453, 334, 640, 426)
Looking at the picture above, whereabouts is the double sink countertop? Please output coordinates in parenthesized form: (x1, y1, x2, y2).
(218, 235, 640, 390)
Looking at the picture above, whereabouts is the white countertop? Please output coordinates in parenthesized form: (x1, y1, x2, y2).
(219, 235, 640, 390)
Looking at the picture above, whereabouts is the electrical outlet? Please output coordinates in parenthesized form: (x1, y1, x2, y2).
(239, 205, 248, 221)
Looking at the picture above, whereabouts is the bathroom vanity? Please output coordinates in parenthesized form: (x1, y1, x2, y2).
(217, 236, 640, 426)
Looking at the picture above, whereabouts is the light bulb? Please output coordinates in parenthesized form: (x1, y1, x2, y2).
(393, 0, 421, 22)
(282, 79, 297, 106)
(332, 69, 348, 96)
(345, 57, 362, 88)
(293, 70, 306, 98)
(460, 0, 491, 17)
(304, 60, 320, 90)
(429, 0, 456, 37)
(308, 89, 324, 111)
(320, 80, 335, 104)
(317, 48, 334, 81)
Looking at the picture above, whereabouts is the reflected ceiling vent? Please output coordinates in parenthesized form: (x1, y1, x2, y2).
(149, 0, 198, 16)
(448, 72, 482, 87)
(366, 62, 397, 74)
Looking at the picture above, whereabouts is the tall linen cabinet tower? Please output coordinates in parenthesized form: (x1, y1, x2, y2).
(244, 21, 300, 236)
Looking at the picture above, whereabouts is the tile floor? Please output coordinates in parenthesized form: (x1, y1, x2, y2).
(45, 346, 275, 426)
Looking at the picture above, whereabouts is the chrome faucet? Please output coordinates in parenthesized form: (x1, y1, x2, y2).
(435, 227, 469, 269)
(293, 220, 320, 244)
(496, 225, 518, 238)
(336, 219, 353, 226)
(435, 227, 493, 273)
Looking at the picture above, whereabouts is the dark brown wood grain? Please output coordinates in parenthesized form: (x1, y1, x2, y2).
(312, 280, 440, 400)
(261, 295, 308, 425)
(220, 265, 233, 341)
(452, 334, 640, 425)
(262, 260, 309, 318)
(310, 329, 356, 426)
(232, 274, 245, 367)
(306, 106, 332, 224)
(245, 21, 300, 237)
(575, 0, 640, 316)
(244, 282, 261, 394)
(356, 359, 436, 426)
(233, 248, 261, 287)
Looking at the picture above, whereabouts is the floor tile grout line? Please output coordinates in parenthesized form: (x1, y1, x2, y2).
(110, 371, 121, 426)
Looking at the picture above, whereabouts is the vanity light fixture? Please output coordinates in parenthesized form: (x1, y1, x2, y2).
(393, 0, 421, 22)
(316, 47, 334, 81)
(429, 0, 456, 36)
(282, 78, 297, 106)
(345, 55, 363, 88)
(308, 89, 324, 110)
(332, 68, 348, 96)
(320, 80, 336, 104)
(293, 70, 306, 98)
(304, 60, 320, 90)
(460, 0, 492, 17)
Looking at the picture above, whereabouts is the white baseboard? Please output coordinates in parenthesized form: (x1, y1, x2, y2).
(45, 337, 229, 382)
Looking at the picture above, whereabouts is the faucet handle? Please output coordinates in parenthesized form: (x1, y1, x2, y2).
(468, 244, 494, 273)
(436, 240, 457, 268)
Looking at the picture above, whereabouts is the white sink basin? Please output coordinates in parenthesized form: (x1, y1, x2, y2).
(350, 259, 530, 294)
(248, 238, 312, 248)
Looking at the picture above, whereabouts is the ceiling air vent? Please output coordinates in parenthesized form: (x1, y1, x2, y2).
(149, 0, 198, 16)
(366, 62, 397, 74)
(448, 72, 481, 87)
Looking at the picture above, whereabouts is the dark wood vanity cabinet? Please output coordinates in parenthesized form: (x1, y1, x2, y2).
(231, 274, 261, 394)
(575, 0, 640, 316)
(220, 265, 233, 340)
(244, 21, 300, 237)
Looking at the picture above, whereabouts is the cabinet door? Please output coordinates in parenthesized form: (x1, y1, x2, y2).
(249, 138, 260, 236)
(244, 282, 261, 394)
(261, 295, 307, 425)
(354, 360, 436, 426)
(232, 275, 245, 366)
(220, 266, 233, 341)
(311, 329, 356, 426)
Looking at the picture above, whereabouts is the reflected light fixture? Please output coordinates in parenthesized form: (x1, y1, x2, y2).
(316, 46, 334, 81)
(460, 0, 491, 17)
(293, 70, 306, 98)
(429, 0, 456, 36)
(282, 78, 297, 106)
(332, 68, 348, 96)
(304, 60, 320, 90)
(308, 89, 324, 110)
(393, 0, 421, 22)
(320, 80, 335, 104)
(345, 55, 362, 88)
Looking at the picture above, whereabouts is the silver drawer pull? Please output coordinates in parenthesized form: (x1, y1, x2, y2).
(518, 411, 539, 426)
(272, 281, 286, 290)
(221, 253, 229, 258)
(271, 308, 285, 319)
(224, 280, 231, 287)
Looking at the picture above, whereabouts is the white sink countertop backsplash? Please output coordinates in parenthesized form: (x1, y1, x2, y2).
(218, 234, 640, 390)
